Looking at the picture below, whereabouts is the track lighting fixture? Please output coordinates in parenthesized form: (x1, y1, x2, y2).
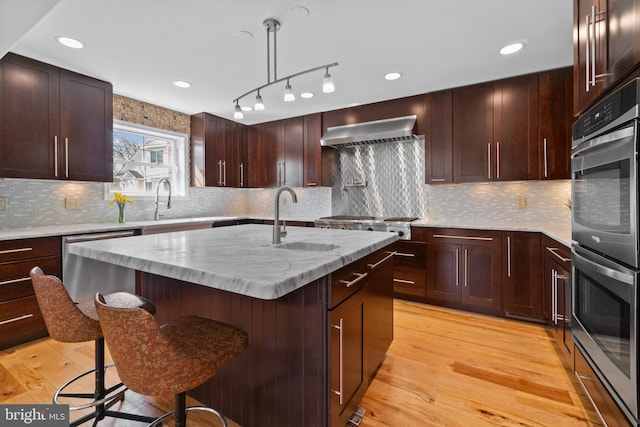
(232, 18, 338, 119)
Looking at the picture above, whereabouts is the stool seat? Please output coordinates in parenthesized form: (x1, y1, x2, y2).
(79, 291, 156, 321)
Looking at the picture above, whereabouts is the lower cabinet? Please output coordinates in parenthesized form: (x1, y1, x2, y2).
(392, 232, 426, 300)
(502, 232, 543, 321)
(542, 235, 573, 367)
(425, 228, 502, 313)
(0, 236, 60, 350)
(328, 247, 395, 427)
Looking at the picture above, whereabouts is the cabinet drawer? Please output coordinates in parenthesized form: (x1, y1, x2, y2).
(0, 256, 61, 302)
(574, 347, 630, 427)
(393, 267, 426, 297)
(426, 228, 501, 247)
(0, 237, 60, 263)
(542, 235, 570, 270)
(329, 259, 369, 309)
(0, 295, 47, 349)
(394, 241, 426, 269)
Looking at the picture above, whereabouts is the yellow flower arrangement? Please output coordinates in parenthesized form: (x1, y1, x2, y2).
(109, 192, 134, 223)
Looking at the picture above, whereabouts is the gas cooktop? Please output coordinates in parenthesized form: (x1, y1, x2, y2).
(314, 216, 419, 239)
(318, 215, 419, 223)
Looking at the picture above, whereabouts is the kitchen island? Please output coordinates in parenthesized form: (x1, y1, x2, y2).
(68, 224, 398, 427)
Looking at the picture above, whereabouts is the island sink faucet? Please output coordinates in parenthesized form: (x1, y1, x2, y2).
(273, 186, 298, 244)
(154, 178, 172, 220)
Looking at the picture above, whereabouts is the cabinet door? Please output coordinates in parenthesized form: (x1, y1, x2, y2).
(461, 244, 502, 309)
(247, 121, 280, 187)
(493, 74, 539, 181)
(426, 243, 461, 304)
(574, 0, 606, 113)
(59, 70, 113, 182)
(0, 53, 59, 179)
(303, 113, 322, 187)
(502, 232, 542, 320)
(282, 117, 304, 187)
(539, 68, 572, 180)
(424, 90, 453, 184)
(453, 82, 493, 182)
(223, 119, 240, 187)
(330, 290, 365, 427)
(556, 264, 573, 358)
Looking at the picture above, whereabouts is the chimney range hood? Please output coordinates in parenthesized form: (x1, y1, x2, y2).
(320, 115, 417, 148)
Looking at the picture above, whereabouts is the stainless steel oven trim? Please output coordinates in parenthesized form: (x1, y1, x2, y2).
(571, 245, 638, 419)
(572, 103, 639, 148)
(571, 121, 639, 268)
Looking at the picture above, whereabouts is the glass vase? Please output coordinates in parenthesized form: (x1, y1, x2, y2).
(118, 204, 125, 223)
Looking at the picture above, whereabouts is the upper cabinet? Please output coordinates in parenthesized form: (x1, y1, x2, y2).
(0, 53, 113, 182)
(424, 90, 453, 184)
(191, 112, 245, 187)
(452, 74, 539, 182)
(574, 0, 640, 114)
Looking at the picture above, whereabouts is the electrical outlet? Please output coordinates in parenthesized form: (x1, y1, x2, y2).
(0, 197, 7, 211)
(516, 196, 527, 209)
(65, 197, 80, 209)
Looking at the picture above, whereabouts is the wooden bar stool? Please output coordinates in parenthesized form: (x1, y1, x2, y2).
(94, 292, 249, 427)
(29, 266, 157, 426)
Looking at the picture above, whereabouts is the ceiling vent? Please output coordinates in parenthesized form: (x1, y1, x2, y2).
(320, 115, 417, 148)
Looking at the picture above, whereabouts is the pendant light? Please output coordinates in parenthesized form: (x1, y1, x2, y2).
(254, 91, 265, 110)
(283, 79, 295, 102)
(322, 67, 335, 93)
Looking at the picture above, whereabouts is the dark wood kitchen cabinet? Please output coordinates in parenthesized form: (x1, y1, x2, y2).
(0, 237, 61, 350)
(538, 67, 573, 180)
(303, 113, 323, 187)
(502, 232, 543, 321)
(392, 229, 427, 300)
(542, 235, 573, 368)
(453, 74, 539, 183)
(424, 89, 453, 184)
(426, 228, 502, 314)
(573, 0, 639, 115)
(191, 112, 245, 187)
(0, 53, 113, 182)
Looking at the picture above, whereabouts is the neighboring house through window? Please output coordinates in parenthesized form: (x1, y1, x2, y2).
(106, 120, 187, 199)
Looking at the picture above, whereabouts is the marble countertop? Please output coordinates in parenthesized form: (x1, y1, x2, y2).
(68, 224, 398, 300)
(413, 220, 571, 247)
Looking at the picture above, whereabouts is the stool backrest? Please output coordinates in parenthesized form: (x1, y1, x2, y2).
(29, 266, 102, 343)
(95, 293, 185, 395)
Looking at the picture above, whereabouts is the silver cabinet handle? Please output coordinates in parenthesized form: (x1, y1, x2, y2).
(64, 138, 69, 177)
(431, 178, 446, 182)
(223, 160, 227, 186)
(487, 142, 491, 180)
(338, 272, 368, 288)
(0, 313, 34, 326)
(54, 136, 59, 177)
(395, 252, 416, 258)
(331, 318, 343, 405)
(281, 162, 286, 185)
(0, 277, 29, 286)
(585, 12, 590, 91)
(0, 247, 33, 255)
(218, 160, 223, 186)
(507, 235, 512, 277)
(276, 162, 281, 186)
(393, 278, 416, 285)
(543, 138, 548, 178)
(574, 371, 607, 427)
(591, 5, 596, 88)
(240, 162, 244, 187)
(455, 248, 460, 287)
(551, 269, 557, 324)
(368, 251, 396, 269)
(546, 247, 570, 263)
(433, 234, 493, 242)
(464, 249, 468, 287)
(307, 182, 317, 186)
(496, 142, 500, 180)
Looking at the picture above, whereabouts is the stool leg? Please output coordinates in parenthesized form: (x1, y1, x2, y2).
(175, 392, 187, 427)
(94, 338, 106, 422)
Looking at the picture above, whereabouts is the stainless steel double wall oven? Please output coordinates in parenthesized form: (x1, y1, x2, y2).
(571, 78, 640, 424)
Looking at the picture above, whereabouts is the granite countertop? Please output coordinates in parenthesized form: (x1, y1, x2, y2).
(68, 224, 398, 300)
(413, 220, 571, 247)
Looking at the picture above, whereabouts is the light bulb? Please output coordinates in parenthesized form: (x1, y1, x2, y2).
(284, 80, 295, 102)
(233, 103, 244, 119)
(323, 69, 335, 93)
(255, 92, 265, 110)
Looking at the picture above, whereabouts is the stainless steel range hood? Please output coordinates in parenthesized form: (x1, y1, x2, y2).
(320, 115, 417, 148)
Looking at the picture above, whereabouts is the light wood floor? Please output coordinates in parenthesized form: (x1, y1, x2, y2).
(0, 300, 601, 426)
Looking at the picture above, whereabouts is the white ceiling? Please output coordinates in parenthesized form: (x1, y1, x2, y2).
(4, 0, 573, 125)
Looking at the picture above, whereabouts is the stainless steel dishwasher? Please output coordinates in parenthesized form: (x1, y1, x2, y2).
(62, 230, 138, 304)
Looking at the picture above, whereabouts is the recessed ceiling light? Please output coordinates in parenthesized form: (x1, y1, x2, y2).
(500, 42, 525, 55)
(241, 106, 252, 112)
(384, 72, 402, 81)
(290, 6, 310, 19)
(56, 36, 84, 49)
(300, 92, 314, 99)
(173, 80, 191, 88)
(235, 31, 253, 40)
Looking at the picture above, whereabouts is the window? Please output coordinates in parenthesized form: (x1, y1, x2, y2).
(106, 120, 188, 199)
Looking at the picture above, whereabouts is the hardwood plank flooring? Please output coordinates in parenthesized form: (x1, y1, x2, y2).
(0, 300, 601, 426)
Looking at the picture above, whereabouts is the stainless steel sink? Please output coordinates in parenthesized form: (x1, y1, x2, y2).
(275, 242, 340, 252)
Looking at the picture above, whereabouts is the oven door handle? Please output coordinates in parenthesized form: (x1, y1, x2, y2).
(571, 125, 634, 158)
(572, 247, 635, 285)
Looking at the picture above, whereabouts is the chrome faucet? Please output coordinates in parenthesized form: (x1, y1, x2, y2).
(273, 186, 298, 244)
(153, 178, 172, 220)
